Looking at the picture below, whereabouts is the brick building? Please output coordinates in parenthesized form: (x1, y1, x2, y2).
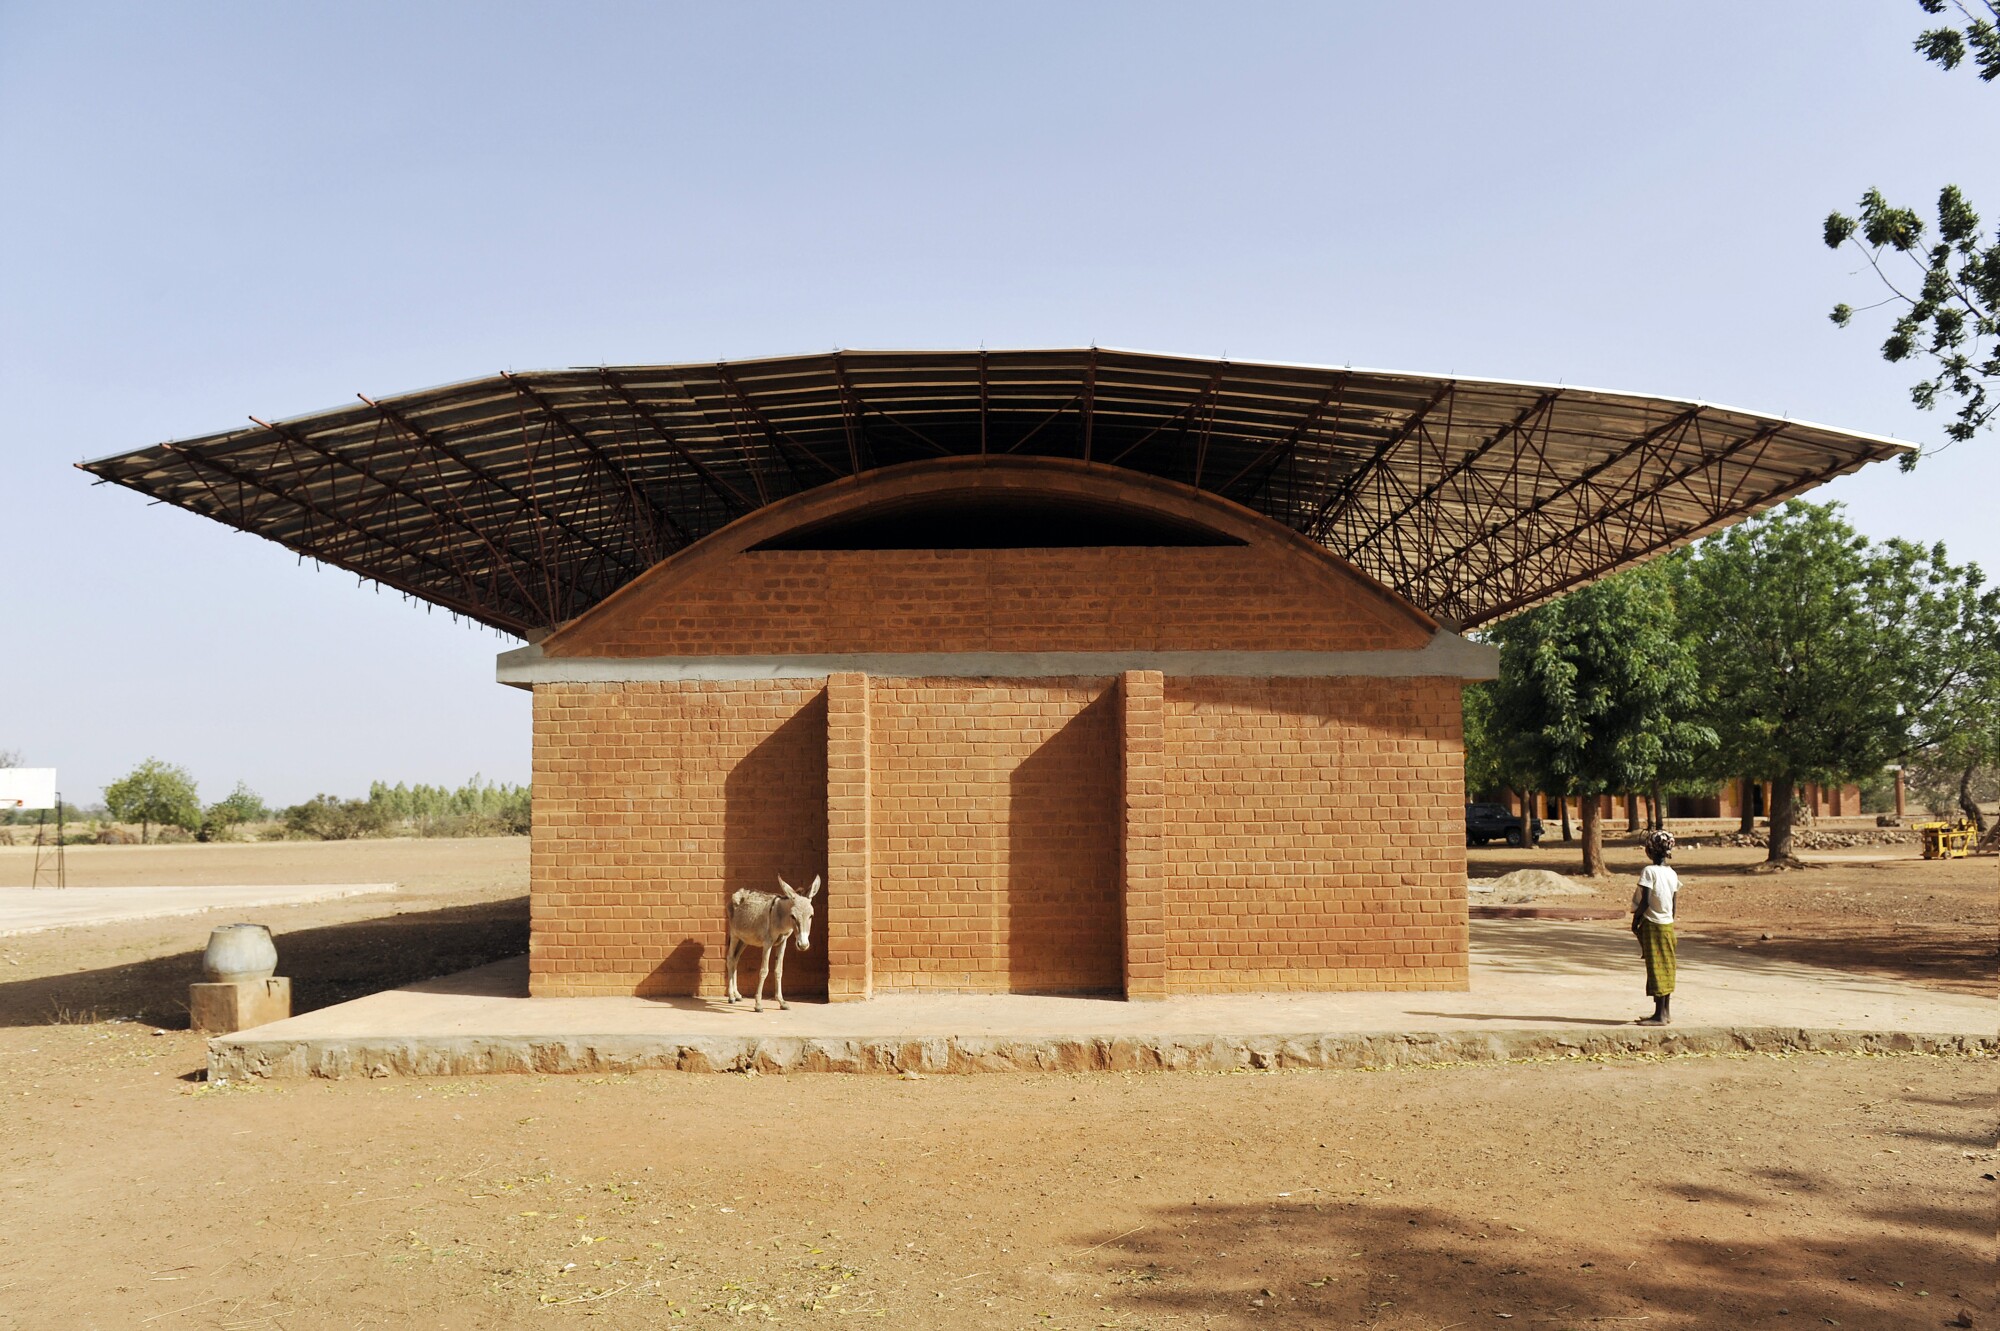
(501, 459, 1490, 998)
(82, 349, 1908, 1001)
(1498, 780, 1866, 829)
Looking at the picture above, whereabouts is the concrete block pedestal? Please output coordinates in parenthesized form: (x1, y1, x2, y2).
(190, 977, 291, 1034)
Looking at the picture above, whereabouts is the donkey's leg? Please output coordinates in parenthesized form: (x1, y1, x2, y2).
(754, 942, 773, 1013)
(725, 938, 740, 1003)
(774, 934, 791, 1010)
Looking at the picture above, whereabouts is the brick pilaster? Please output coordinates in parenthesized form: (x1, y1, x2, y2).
(1119, 669, 1167, 1000)
(825, 671, 873, 1001)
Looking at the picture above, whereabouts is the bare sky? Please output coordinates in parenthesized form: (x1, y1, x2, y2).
(0, 2, 1992, 807)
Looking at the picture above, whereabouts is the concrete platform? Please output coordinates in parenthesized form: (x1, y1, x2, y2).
(0, 883, 397, 936)
(210, 920, 1997, 1079)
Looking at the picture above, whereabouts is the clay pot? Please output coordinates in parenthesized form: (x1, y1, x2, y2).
(202, 923, 277, 983)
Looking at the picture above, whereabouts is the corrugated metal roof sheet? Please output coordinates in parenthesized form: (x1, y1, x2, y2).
(79, 347, 1909, 634)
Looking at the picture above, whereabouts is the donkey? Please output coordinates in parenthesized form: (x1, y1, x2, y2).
(724, 875, 821, 1011)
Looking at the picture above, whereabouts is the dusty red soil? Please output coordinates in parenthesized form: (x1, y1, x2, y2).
(1471, 839, 1999, 998)
(0, 839, 1991, 1330)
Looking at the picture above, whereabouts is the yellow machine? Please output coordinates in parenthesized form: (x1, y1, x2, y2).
(1917, 820, 1977, 860)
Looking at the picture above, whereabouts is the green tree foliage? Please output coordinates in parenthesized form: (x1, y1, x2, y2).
(1680, 504, 1919, 863)
(365, 776, 531, 835)
(1824, 2, 1999, 465)
(275, 776, 531, 841)
(198, 782, 270, 841)
(1483, 566, 1714, 875)
(102, 758, 201, 844)
(281, 794, 391, 841)
(1875, 537, 2000, 831)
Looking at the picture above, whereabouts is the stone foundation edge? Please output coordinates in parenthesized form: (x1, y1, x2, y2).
(208, 1027, 1995, 1081)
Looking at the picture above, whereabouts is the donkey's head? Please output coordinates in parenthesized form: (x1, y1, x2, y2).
(777, 875, 823, 949)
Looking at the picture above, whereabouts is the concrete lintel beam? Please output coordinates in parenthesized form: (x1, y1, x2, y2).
(496, 633, 1499, 688)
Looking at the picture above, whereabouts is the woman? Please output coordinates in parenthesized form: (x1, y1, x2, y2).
(1631, 830, 1680, 1025)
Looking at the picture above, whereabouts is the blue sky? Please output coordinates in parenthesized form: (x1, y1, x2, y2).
(0, 3, 1992, 807)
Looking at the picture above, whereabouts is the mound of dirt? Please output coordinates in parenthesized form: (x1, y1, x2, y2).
(1467, 868, 1596, 903)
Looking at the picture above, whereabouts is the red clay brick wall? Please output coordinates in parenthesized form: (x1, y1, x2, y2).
(1158, 677, 1468, 992)
(529, 680, 829, 999)
(867, 678, 1124, 994)
(824, 672, 872, 1001)
(1120, 670, 1167, 1000)
(547, 546, 1430, 657)
(528, 675, 1469, 999)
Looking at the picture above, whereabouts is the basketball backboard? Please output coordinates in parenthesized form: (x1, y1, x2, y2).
(0, 768, 57, 810)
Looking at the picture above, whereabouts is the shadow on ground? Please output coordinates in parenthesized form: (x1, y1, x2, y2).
(1472, 916, 1998, 1000)
(1082, 1177, 1988, 1329)
(1685, 922, 1998, 998)
(0, 895, 528, 1028)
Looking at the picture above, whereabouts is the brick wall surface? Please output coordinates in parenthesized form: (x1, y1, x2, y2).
(528, 671, 1470, 1000)
(1119, 670, 1167, 999)
(530, 680, 829, 999)
(547, 546, 1431, 658)
(866, 678, 1124, 994)
(1158, 676, 1469, 992)
(824, 672, 872, 1001)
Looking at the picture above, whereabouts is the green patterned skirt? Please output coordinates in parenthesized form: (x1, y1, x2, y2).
(1635, 920, 1676, 996)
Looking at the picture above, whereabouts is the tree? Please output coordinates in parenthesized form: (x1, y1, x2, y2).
(1824, 2, 1999, 466)
(1680, 504, 1915, 865)
(102, 759, 201, 844)
(1875, 538, 2000, 830)
(1484, 565, 1715, 876)
(200, 782, 270, 841)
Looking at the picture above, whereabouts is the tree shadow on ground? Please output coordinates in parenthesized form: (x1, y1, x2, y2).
(0, 895, 528, 1028)
(1472, 918, 1996, 1002)
(1682, 922, 1997, 998)
(1081, 1183, 1988, 1330)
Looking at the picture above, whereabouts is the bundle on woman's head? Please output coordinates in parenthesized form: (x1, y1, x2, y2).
(1644, 830, 1676, 861)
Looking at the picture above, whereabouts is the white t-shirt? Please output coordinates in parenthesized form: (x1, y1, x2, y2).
(1632, 863, 1679, 925)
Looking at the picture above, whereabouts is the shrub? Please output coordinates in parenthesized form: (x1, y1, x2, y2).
(281, 795, 390, 841)
(199, 782, 269, 842)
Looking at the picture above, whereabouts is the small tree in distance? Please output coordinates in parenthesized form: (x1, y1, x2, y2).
(1484, 565, 1715, 877)
(200, 782, 270, 841)
(102, 759, 201, 844)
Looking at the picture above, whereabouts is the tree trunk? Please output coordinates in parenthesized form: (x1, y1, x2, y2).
(1626, 793, 1639, 832)
(1560, 797, 1574, 844)
(141, 818, 150, 845)
(1766, 777, 1800, 864)
(1738, 777, 1756, 835)
(1581, 797, 1606, 877)
(1650, 782, 1665, 831)
(1960, 765, 1988, 835)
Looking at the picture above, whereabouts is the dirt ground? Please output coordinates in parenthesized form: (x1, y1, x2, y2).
(1470, 838, 1999, 998)
(0, 837, 1992, 1330)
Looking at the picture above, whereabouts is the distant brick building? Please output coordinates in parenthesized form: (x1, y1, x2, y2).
(503, 460, 1493, 999)
(1501, 781, 1866, 828)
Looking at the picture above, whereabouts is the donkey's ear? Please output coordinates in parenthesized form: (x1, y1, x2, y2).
(807, 875, 822, 899)
(777, 876, 798, 899)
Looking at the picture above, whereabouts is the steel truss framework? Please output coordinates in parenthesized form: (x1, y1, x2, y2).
(79, 348, 1908, 636)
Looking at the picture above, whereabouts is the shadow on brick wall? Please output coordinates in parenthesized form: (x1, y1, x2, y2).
(724, 693, 831, 999)
(1007, 690, 1122, 995)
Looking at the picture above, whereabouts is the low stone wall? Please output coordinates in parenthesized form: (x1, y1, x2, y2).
(209, 1026, 1994, 1082)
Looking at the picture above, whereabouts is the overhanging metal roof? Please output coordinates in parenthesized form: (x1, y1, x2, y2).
(79, 347, 1909, 635)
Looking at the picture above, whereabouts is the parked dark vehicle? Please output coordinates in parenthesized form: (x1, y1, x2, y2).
(1465, 802, 1542, 847)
